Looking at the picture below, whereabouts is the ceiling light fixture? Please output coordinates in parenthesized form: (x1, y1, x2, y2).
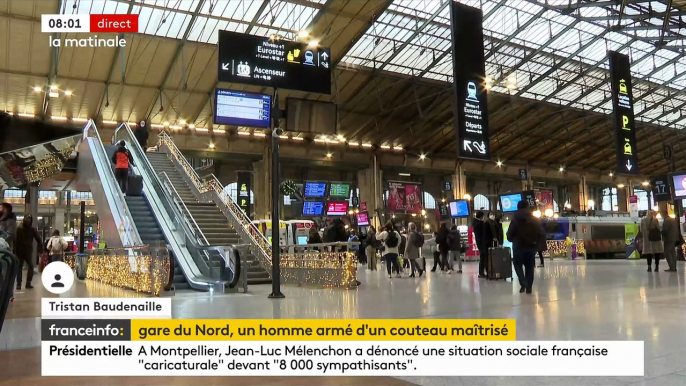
(291, 136, 304, 141)
(609, 172, 614, 177)
(559, 166, 565, 172)
(361, 143, 373, 148)
(237, 131, 251, 136)
(208, 142, 215, 149)
(308, 40, 319, 48)
(325, 152, 333, 158)
(50, 85, 58, 91)
(213, 129, 226, 134)
(17, 113, 34, 118)
(642, 181, 650, 186)
(64, 90, 72, 96)
(195, 127, 209, 132)
(617, 183, 625, 188)
(49, 91, 59, 98)
(189, 124, 195, 129)
(33, 86, 42, 92)
(163, 121, 169, 126)
(496, 160, 503, 167)
(399, 173, 411, 177)
(419, 154, 426, 160)
(298, 30, 309, 39)
(253, 132, 267, 137)
(380, 145, 391, 150)
(179, 119, 186, 125)
(348, 142, 359, 146)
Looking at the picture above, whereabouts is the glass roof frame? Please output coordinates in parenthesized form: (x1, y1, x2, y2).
(342, 0, 686, 130)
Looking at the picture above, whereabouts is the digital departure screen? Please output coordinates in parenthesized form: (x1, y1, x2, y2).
(500, 193, 522, 213)
(449, 200, 470, 218)
(304, 181, 327, 198)
(329, 182, 350, 198)
(326, 202, 348, 216)
(302, 201, 324, 216)
(217, 30, 331, 94)
(213, 89, 270, 128)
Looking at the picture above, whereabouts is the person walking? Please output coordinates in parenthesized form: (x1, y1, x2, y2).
(506, 201, 543, 294)
(0, 203, 17, 252)
(46, 230, 68, 263)
(436, 223, 451, 273)
(111, 140, 135, 194)
(537, 221, 548, 267)
(378, 221, 401, 278)
(14, 214, 43, 290)
(473, 211, 487, 278)
(365, 226, 378, 271)
(641, 210, 664, 272)
(448, 225, 463, 273)
(399, 230, 409, 270)
(348, 229, 362, 264)
(660, 209, 679, 272)
(405, 223, 424, 278)
(428, 232, 442, 272)
(133, 121, 149, 149)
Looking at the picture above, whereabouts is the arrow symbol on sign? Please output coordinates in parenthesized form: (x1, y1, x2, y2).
(221, 63, 230, 71)
(321, 52, 329, 60)
(626, 159, 633, 171)
(463, 140, 473, 152)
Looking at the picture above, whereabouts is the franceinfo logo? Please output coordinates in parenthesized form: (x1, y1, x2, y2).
(42, 319, 131, 341)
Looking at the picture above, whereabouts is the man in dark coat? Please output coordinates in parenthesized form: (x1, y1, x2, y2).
(506, 201, 543, 294)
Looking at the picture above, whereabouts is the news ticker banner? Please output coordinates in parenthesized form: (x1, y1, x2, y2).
(40, 318, 644, 377)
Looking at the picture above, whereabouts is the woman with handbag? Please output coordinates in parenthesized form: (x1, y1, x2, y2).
(640, 211, 664, 272)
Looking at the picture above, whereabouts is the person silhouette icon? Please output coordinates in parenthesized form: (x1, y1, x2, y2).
(51, 274, 65, 288)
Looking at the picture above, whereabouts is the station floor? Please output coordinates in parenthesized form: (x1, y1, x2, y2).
(2, 260, 686, 385)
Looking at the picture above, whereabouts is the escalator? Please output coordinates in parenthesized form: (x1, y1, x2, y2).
(78, 121, 237, 291)
(111, 124, 239, 291)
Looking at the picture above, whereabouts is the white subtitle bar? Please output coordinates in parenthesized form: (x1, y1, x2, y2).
(42, 341, 643, 377)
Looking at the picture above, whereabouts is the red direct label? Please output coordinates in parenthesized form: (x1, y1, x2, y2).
(90, 14, 138, 33)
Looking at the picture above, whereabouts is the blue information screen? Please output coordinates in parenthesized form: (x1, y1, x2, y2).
(214, 89, 271, 128)
(302, 201, 324, 216)
(500, 193, 522, 213)
(449, 200, 470, 218)
(304, 182, 327, 198)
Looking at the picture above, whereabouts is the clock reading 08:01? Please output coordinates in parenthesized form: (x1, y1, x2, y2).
(48, 18, 82, 29)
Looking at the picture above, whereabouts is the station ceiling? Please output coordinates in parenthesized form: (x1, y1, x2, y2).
(1, 0, 686, 175)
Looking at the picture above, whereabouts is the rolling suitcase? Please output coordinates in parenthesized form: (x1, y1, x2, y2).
(487, 245, 512, 280)
(127, 174, 143, 196)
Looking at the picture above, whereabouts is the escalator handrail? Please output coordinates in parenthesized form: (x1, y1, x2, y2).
(113, 124, 236, 287)
(157, 131, 273, 272)
(82, 120, 142, 247)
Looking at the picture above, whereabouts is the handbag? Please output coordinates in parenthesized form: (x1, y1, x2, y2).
(648, 218, 662, 242)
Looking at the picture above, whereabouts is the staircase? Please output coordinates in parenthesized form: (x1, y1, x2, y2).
(146, 152, 271, 285)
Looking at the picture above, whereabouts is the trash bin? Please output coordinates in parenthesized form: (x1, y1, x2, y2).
(75, 253, 89, 280)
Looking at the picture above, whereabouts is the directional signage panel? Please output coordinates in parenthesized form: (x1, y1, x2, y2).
(217, 30, 331, 94)
(608, 51, 639, 175)
(449, 2, 490, 161)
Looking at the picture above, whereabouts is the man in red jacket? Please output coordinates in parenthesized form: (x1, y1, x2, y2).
(111, 140, 135, 194)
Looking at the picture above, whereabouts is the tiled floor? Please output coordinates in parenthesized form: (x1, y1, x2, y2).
(2, 260, 686, 385)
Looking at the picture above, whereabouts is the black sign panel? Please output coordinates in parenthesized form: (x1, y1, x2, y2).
(608, 51, 639, 175)
(444, 181, 452, 191)
(651, 175, 672, 202)
(217, 30, 331, 94)
(237, 172, 252, 218)
(450, 2, 490, 161)
(438, 203, 450, 220)
(522, 190, 536, 208)
(519, 169, 528, 181)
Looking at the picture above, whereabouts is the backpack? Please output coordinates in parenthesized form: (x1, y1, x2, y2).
(412, 231, 424, 248)
(48, 237, 64, 255)
(386, 231, 399, 248)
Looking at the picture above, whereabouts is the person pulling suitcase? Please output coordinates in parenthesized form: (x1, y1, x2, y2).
(111, 141, 135, 195)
